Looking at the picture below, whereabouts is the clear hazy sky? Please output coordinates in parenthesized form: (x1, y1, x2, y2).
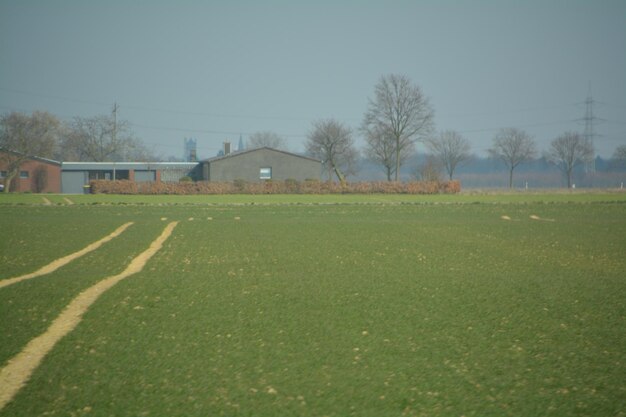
(1, 0, 625, 159)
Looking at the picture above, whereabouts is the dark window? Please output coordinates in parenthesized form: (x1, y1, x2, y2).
(88, 170, 129, 180)
(20, 171, 29, 179)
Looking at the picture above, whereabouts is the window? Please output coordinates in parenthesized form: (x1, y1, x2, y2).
(88, 171, 109, 180)
(259, 167, 272, 180)
(0, 171, 6, 178)
(20, 171, 29, 179)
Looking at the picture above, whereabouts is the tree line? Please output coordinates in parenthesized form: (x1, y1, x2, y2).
(2, 74, 626, 191)
(304, 74, 625, 189)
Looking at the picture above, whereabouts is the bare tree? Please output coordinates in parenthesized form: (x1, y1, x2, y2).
(305, 119, 357, 183)
(364, 125, 413, 181)
(61, 114, 153, 161)
(123, 136, 159, 162)
(547, 132, 594, 188)
(424, 130, 471, 180)
(363, 125, 394, 181)
(248, 131, 288, 150)
(0, 111, 61, 192)
(62, 115, 117, 161)
(488, 128, 537, 188)
(413, 154, 443, 182)
(362, 74, 434, 181)
(614, 144, 626, 161)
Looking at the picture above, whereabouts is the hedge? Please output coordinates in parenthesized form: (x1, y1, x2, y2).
(89, 179, 461, 195)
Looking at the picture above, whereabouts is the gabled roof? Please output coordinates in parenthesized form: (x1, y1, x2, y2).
(203, 147, 320, 163)
(0, 147, 61, 166)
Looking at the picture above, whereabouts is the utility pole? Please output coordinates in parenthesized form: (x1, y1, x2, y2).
(112, 102, 118, 179)
(112, 102, 118, 144)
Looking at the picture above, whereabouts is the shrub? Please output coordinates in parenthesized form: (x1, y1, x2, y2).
(284, 178, 300, 193)
(233, 179, 247, 192)
(441, 180, 461, 194)
(90, 180, 138, 194)
(88, 179, 461, 195)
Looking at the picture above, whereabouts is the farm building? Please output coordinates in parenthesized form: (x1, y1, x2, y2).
(0, 148, 62, 193)
(201, 147, 321, 182)
(61, 162, 200, 193)
(2, 146, 321, 193)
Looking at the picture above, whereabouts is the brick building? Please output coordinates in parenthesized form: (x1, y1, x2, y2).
(0, 149, 61, 193)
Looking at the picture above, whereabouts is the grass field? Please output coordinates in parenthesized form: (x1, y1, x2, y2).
(2, 189, 626, 206)
(1, 193, 625, 416)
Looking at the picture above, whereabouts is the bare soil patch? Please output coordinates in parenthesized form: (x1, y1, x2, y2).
(530, 214, 555, 222)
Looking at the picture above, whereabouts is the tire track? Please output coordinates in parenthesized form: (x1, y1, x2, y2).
(0, 222, 133, 289)
(0, 221, 178, 411)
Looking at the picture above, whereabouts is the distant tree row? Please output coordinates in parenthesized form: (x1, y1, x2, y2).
(303, 74, 623, 188)
(3, 76, 625, 191)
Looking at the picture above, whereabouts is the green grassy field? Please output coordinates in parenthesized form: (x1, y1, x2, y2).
(2, 190, 626, 206)
(1, 194, 625, 416)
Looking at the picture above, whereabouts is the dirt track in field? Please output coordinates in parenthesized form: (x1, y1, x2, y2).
(0, 221, 178, 411)
(0, 222, 133, 289)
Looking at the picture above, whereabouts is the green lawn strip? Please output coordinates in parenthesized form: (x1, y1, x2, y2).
(41, 194, 74, 205)
(0, 206, 140, 278)
(0, 193, 48, 205)
(2, 191, 626, 206)
(2, 204, 624, 416)
(0, 214, 168, 367)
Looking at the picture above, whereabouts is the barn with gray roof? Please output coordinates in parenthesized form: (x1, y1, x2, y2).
(201, 147, 321, 182)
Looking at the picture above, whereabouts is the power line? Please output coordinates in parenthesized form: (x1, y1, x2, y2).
(456, 119, 574, 134)
(0, 87, 111, 107)
(0, 86, 316, 123)
(440, 103, 580, 119)
(596, 100, 626, 110)
(3, 85, 623, 154)
(129, 122, 308, 139)
(6, 85, 621, 127)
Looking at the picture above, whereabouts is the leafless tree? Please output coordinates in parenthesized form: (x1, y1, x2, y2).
(305, 119, 357, 183)
(362, 74, 434, 181)
(488, 128, 537, 188)
(547, 132, 594, 188)
(614, 144, 626, 161)
(0, 111, 61, 192)
(248, 131, 288, 150)
(61, 115, 154, 161)
(123, 136, 159, 162)
(364, 125, 413, 181)
(413, 154, 443, 182)
(424, 130, 471, 180)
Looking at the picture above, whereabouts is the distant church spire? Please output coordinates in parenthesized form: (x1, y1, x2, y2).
(238, 134, 245, 152)
(184, 137, 197, 162)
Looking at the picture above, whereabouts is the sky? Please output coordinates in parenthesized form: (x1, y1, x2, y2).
(1, 0, 625, 160)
